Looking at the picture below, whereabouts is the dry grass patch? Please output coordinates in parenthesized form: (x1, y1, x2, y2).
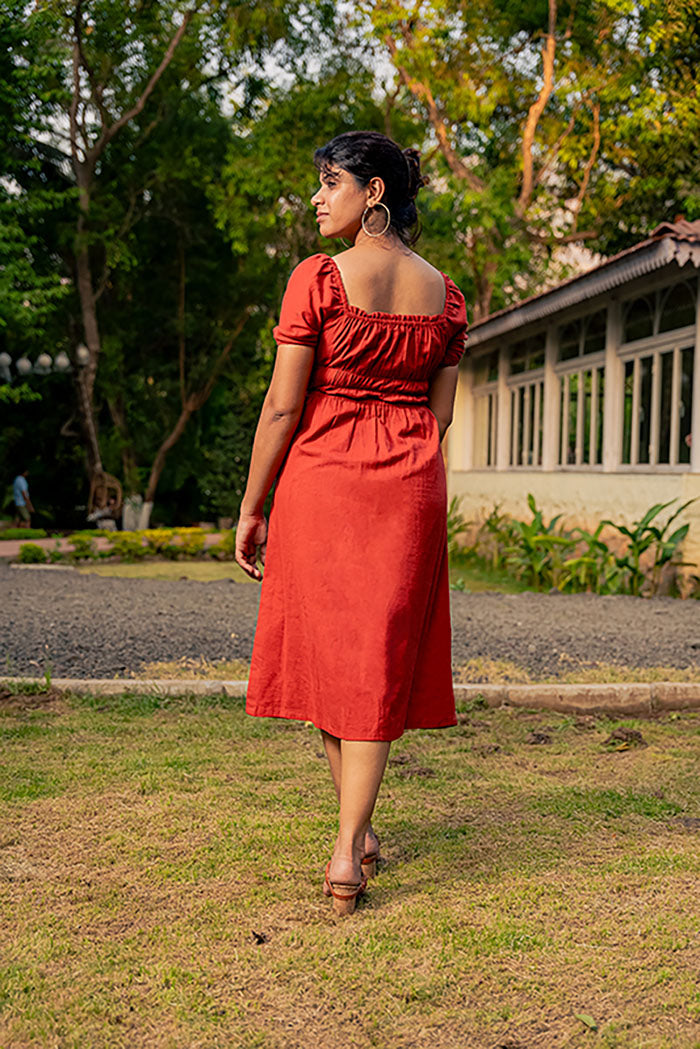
(1, 690, 700, 1048)
(79, 561, 253, 583)
(135, 656, 250, 680)
(454, 657, 700, 685)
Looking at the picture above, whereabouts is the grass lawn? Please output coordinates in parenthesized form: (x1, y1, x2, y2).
(1, 687, 699, 1048)
(78, 558, 524, 593)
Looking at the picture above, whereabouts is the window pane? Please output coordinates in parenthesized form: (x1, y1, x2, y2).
(475, 350, 499, 385)
(583, 310, 606, 355)
(622, 359, 634, 463)
(624, 297, 654, 342)
(559, 322, 579, 361)
(679, 347, 694, 465)
(474, 395, 490, 466)
(658, 350, 673, 464)
(659, 283, 696, 333)
(583, 371, 592, 462)
(510, 349, 527, 375)
(568, 372, 579, 464)
(596, 367, 605, 465)
(518, 386, 525, 464)
(637, 355, 652, 464)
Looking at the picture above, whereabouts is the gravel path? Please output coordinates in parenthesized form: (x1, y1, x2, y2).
(2, 562, 700, 679)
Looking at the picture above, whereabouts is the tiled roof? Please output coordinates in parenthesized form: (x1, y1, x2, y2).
(468, 219, 700, 348)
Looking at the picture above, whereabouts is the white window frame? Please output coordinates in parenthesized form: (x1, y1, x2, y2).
(507, 370, 545, 468)
(554, 352, 605, 468)
(618, 329, 695, 470)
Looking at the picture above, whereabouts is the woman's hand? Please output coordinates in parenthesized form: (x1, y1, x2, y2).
(235, 512, 268, 581)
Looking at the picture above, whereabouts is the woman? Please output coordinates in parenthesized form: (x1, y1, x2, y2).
(235, 130, 468, 915)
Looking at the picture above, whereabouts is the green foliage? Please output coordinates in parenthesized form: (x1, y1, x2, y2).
(208, 530, 236, 560)
(559, 523, 625, 596)
(466, 496, 695, 596)
(446, 496, 470, 559)
(17, 542, 47, 563)
(66, 534, 98, 561)
(109, 533, 148, 562)
(174, 528, 206, 558)
(1, 528, 47, 540)
(603, 499, 695, 597)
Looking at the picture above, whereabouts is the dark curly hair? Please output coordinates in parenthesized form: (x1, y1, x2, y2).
(313, 130, 428, 247)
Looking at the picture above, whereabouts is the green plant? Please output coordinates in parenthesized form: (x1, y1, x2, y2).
(48, 540, 65, 563)
(0, 528, 48, 540)
(66, 534, 98, 561)
(477, 504, 519, 571)
(560, 523, 625, 595)
(108, 532, 147, 561)
(504, 494, 575, 589)
(17, 542, 47, 564)
(142, 528, 178, 558)
(175, 528, 205, 558)
(209, 530, 236, 560)
(446, 496, 471, 559)
(604, 499, 695, 597)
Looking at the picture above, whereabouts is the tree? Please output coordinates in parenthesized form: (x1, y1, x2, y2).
(361, 0, 700, 318)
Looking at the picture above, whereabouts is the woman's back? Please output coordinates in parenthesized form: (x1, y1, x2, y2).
(332, 247, 447, 317)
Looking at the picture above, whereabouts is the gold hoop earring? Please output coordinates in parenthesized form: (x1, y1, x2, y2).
(361, 202, 391, 238)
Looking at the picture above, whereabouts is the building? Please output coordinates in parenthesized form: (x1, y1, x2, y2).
(447, 220, 700, 571)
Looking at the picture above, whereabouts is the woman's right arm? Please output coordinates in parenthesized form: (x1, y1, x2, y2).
(428, 364, 460, 442)
(235, 343, 314, 580)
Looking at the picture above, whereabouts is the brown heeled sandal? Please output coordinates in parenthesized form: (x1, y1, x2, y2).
(360, 850, 379, 879)
(324, 862, 368, 916)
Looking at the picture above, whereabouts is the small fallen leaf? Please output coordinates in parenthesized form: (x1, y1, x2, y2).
(251, 930, 268, 944)
(575, 1012, 598, 1030)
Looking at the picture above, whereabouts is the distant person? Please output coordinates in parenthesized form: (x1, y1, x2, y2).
(12, 468, 34, 528)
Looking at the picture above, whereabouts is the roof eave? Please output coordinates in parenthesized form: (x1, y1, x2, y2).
(467, 238, 700, 350)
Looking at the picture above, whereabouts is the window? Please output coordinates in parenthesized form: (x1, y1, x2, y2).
(510, 380, 544, 466)
(621, 345, 694, 466)
(507, 335, 545, 467)
(559, 367, 605, 466)
(557, 310, 607, 361)
(623, 281, 696, 343)
(473, 350, 499, 467)
(510, 336, 545, 375)
(474, 390, 498, 467)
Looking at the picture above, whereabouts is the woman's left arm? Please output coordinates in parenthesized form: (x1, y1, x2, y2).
(236, 343, 315, 579)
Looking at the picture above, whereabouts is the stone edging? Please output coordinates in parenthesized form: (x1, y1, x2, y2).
(2, 677, 700, 716)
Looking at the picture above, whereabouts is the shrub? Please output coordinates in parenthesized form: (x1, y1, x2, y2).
(1, 528, 48, 540)
(48, 541, 65, 564)
(142, 528, 178, 558)
(176, 528, 205, 558)
(66, 533, 98, 561)
(209, 530, 236, 560)
(17, 542, 47, 564)
(108, 532, 147, 561)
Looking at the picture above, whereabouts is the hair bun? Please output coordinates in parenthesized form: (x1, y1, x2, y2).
(403, 147, 427, 201)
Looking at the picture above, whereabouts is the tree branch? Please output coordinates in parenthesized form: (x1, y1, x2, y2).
(571, 101, 601, 230)
(385, 31, 483, 192)
(517, 0, 557, 215)
(88, 10, 194, 164)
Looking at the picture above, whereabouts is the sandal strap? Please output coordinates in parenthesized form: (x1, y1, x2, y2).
(324, 862, 367, 900)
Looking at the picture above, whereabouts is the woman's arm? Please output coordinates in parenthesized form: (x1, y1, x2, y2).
(428, 364, 460, 442)
(236, 343, 315, 579)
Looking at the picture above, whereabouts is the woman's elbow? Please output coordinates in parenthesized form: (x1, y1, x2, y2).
(264, 397, 303, 425)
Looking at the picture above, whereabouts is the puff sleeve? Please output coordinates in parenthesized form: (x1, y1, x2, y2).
(272, 254, 331, 348)
(439, 278, 469, 368)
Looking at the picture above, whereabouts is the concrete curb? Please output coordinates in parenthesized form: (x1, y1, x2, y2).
(3, 677, 700, 716)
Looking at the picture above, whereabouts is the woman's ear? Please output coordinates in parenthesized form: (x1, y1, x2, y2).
(366, 176, 386, 207)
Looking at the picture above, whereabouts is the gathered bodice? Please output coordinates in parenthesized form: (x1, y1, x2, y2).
(273, 254, 468, 405)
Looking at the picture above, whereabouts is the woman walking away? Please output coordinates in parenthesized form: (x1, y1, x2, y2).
(236, 131, 468, 915)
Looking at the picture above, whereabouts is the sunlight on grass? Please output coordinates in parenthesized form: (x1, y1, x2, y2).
(1, 689, 700, 1047)
(78, 561, 254, 583)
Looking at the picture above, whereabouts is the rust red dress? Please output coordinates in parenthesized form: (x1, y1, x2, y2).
(245, 253, 468, 741)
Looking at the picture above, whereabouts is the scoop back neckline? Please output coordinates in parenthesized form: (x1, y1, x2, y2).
(323, 254, 450, 323)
